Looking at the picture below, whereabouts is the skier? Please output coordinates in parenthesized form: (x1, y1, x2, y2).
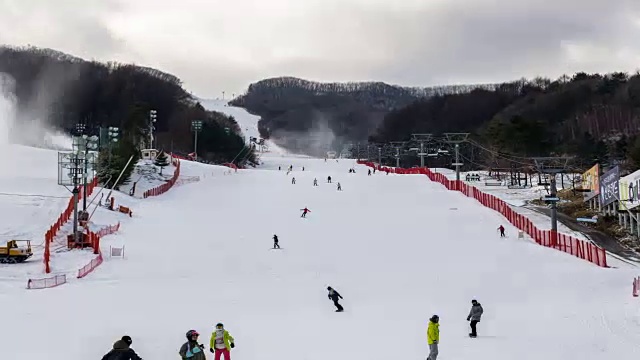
(209, 323, 235, 360)
(497, 225, 505, 237)
(337, 182, 342, 191)
(101, 335, 143, 360)
(467, 299, 484, 338)
(302, 166, 305, 171)
(278, 166, 281, 171)
(313, 178, 318, 186)
(327, 286, 344, 312)
(427, 315, 439, 360)
(273, 234, 280, 249)
(368, 169, 371, 176)
(179, 330, 206, 360)
(291, 177, 296, 184)
(327, 176, 332, 183)
(300, 207, 311, 218)
(373, 167, 376, 174)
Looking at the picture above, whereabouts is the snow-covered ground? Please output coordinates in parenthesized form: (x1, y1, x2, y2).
(436, 168, 590, 241)
(199, 98, 294, 157)
(0, 144, 639, 359)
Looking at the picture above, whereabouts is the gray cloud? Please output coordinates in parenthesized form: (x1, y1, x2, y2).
(0, 0, 638, 97)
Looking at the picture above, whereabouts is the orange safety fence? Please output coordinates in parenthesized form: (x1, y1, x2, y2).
(43, 177, 99, 273)
(77, 222, 120, 278)
(26, 274, 67, 290)
(357, 161, 608, 268)
(143, 158, 181, 198)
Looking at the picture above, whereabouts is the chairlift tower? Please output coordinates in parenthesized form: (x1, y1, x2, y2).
(390, 141, 406, 168)
(411, 134, 432, 167)
(533, 157, 572, 245)
(444, 133, 470, 181)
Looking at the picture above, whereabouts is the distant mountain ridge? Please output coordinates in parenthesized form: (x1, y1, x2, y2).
(230, 76, 497, 156)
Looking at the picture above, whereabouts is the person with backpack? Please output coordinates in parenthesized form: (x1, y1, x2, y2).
(101, 335, 143, 360)
(209, 323, 235, 360)
(467, 299, 484, 338)
(427, 315, 439, 360)
(179, 330, 206, 360)
(327, 286, 344, 312)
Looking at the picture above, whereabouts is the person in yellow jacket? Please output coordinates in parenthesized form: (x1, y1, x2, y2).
(209, 323, 234, 360)
(427, 315, 439, 360)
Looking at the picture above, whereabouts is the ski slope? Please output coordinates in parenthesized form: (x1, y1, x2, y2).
(1, 148, 640, 359)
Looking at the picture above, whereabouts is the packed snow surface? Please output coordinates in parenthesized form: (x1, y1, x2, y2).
(1, 144, 639, 359)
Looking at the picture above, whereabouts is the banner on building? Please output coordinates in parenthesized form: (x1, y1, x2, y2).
(619, 169, 640, 211)
(599, 165, 620, 207)
(582, 164, 600, 201)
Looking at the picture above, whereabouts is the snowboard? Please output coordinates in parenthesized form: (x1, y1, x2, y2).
(270, 248, 283, 250)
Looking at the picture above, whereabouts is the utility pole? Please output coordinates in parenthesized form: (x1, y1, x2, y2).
(411, 134, 432, 168)
(444, 133, 470, 181)
(533, 157, 572, 247)
(191, 120, 203, 161)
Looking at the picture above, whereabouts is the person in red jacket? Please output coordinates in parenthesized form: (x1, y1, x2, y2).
(498, 225, 505, 237)
(300, 207, 311, 218)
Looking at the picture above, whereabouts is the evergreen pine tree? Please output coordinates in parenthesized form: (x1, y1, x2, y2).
(154, 151, 170, 175)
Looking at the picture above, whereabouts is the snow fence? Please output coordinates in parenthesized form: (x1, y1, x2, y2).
(143, 158, 181, 198)
(26, 274, 66, 289)
(43, 177, 99, 273)
(357, 161, 608, 268)
(77, 223, 120, 278)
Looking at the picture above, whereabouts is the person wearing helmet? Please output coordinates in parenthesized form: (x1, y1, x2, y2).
(101, 335, 143, 360)
(209, 323, 235, 360)
(427, 315, 440, 360)
(179, 330, 206, 360)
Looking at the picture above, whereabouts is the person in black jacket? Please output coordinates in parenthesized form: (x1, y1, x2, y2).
(327, 286, 344, 312)
(102, 335, 143, 360)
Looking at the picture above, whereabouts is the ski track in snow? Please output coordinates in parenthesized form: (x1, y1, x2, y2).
(0, 106, 638, 359)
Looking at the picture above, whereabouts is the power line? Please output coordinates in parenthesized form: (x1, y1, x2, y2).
(0, 192, 69, 199)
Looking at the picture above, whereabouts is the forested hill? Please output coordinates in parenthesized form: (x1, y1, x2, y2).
(229, 76, 496, 156)
(370, 73, 640, 169)
(0, 45, 249, 165)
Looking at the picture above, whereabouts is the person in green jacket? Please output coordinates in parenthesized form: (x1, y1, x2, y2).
(427, 315, 439, 360)
(209, 323, 235, 360)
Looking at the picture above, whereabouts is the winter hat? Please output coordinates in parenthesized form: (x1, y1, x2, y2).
(121, 335, 132, 345)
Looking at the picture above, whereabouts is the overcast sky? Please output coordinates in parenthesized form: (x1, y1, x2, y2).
(1, 0, 639, 98)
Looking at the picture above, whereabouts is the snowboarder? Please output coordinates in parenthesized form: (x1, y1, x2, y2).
(427, 315, 439, 360)
(327, 286, 344, 312)
(278, 166, 281, 171)
(302, 166, 305, 171)
(300, 207, 311, 218)
(291, 177, 296, 184)
(209, 323, 234, 360)
(498, 225, 505, 237)
(102, 335, 143, 360)
(368, 169, 371, 176)
(327, 176, 332, 183)
(337, 182, 342, 191)
(373, 167, 376, 174)
(313, 178, 318, 186)
(273, 234, 280, 249)
(179, 330, 206, 360)
(467, 299, 483, 338)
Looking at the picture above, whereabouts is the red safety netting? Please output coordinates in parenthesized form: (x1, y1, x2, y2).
(357, 161, 608, 267)
(143, 158, 181, 198)
(26, 274, 67, 289)
(76, 223, 120, 278)
(43, 177, 99, 273)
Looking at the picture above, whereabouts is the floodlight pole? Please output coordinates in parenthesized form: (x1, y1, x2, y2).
(533, 157, 571, 246)
(444, 133, 469, 181)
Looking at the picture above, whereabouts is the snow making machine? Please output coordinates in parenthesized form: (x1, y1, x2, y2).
(0, 240, 33, 263)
